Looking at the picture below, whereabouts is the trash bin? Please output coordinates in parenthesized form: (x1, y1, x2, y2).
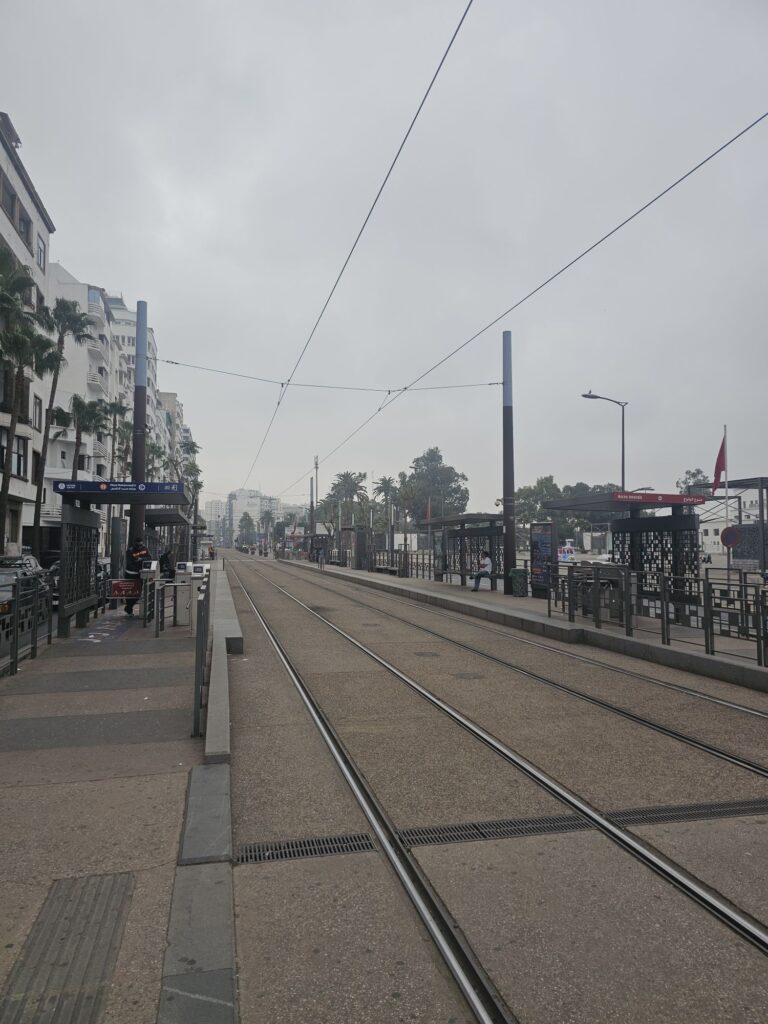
(508, 567, 528, 597)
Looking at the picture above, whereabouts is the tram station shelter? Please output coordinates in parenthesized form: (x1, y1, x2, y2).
(725, 477, 768, 573)
(542, 490, 705, 579)
(54, 480, 193, 633)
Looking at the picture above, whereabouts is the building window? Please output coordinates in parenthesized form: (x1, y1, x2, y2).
(60, 449, 66, 464)
(77, 454, 91, 472)
(17, 204, 32, 249)
(714, 528, 720, 537)
(0, 431, 27, 477)
(0, 173, 15, 219)
(702, 529, 709, 537)
(36, 235, 46, 271)
(33, 395, 43, 431)
(96, 464, 107, 478)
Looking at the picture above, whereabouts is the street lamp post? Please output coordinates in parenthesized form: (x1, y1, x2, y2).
(581, 391, 628, 491)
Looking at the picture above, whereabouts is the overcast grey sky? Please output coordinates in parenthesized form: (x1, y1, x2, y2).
(2, 0, 767, 510)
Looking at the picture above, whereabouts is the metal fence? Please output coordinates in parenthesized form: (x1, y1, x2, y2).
(0, 576, 54, 676)
(192, 578, 211, 737)
(543, 563, 768, 665)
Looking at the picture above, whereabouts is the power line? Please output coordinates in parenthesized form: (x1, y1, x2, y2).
(241, 0, 476, 489)
(156, 356, 499, 393)
(277, 109, 768, 497)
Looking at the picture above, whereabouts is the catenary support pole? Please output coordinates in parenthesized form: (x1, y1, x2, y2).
(129, 300, 148, 541)
(502, 330, 516, 593)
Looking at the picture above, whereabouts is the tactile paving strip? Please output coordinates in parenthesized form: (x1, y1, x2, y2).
(0, 872, 134, 1024)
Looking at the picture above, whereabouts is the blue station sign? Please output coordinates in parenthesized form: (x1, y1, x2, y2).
(53, 480, 191, 505)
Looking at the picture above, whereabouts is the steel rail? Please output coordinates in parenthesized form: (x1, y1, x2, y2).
(272, 557, 768, 720)
(235, 560, 768, 956)
(255, 558, 768, 778)
(231, 569, 517, 1024)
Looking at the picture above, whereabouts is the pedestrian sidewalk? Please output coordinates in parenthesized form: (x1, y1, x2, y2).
(0, 608, 203, 1023)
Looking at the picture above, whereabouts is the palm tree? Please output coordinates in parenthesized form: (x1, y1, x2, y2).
(145, 440, 167, 482)
(31, 298, 94, 557)
(53, 397, 110, 482)
(0, 248, 35, 324)
(116, 419, 133, 479)
(330, 470, 368, 526)
(0, 317, 58, 552)
(373, 475, 398, 526)
(104, 399, 128, 481)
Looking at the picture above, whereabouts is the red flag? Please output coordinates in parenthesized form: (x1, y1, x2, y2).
(713, 436, 726, 492)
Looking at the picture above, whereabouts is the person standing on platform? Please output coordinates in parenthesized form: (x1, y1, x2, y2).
(124, 536, 149, 615)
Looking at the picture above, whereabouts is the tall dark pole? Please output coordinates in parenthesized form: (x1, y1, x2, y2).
(502, 330, 516, 594)
(129, 300, 147, 541)
(621, 404, 625, 492)
(309, 476, 315, 536)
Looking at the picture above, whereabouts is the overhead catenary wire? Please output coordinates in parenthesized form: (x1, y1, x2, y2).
(277, 109, 768, 498)
(156, 356, 499, 393)
(240, 0, 476, 490)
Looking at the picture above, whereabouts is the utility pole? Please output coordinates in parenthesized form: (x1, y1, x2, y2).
(502, 330, 516, 594)
(309, 476, 315, 537)
(129, 300, 147, 542)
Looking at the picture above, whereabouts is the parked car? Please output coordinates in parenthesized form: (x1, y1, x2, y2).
(0, 563, 50, 615)
(0, 554, 46, 577)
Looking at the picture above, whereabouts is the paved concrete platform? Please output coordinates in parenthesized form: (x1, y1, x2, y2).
(416, 832, 768, 1023)
(0, 609, 203, 1024)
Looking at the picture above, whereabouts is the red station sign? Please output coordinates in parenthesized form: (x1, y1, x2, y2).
(612, 492, 706, 506)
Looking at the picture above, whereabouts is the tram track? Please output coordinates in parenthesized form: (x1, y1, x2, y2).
(270, 556, 768, 719)
(244, 556, 768, 779)
(234, 571, 517, 1024)
(230, 560, 768, 958)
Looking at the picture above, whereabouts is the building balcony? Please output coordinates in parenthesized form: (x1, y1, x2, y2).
(92, 439, 108, 460)
(86, 371, 108, 396)
(41, 503, 62, 521)
(87, 301, 105, 328)
(87, 338, 107, 362)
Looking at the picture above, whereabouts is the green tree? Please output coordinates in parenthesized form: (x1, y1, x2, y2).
(238, 511, 256, 545)
(328, 470, 368, 526)
(259, 509, 274, 543)
(52, 397, 110, 482)
(145, 440, 167, 481)
(396, 447, 468, 523)
(676, 468, 710, 494)
(31, 297, 95, 557)
(0, 314, 59, 551)
(104, 399, 128, 481)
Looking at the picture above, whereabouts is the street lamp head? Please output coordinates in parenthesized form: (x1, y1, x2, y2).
(581, 391, 598, 399)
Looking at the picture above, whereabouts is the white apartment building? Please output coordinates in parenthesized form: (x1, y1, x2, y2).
(158, 391, 184, 467)
(204, 499, 226, 546)
(0, 112, 55, 552)
(227, 489, 281, 542)
(28, 263, 129, 555)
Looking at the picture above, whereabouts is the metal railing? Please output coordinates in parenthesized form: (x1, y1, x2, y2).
(192, 579, 211, 737)
(537, 563, 768, 665)
(0, 575, 53, 676)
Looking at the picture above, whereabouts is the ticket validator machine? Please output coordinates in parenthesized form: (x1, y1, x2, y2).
(174, 562, 208, 626)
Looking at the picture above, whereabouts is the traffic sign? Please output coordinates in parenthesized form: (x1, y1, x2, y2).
(720, 526, 740, 549)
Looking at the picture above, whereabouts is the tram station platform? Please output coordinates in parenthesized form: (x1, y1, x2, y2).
(277, 558, 768, 693)
(0, 607, 203, 1023)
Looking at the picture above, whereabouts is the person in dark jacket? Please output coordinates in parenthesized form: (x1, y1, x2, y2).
(124, 537, 149, 614)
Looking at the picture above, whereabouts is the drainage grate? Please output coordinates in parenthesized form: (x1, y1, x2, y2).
(400, 813, 588, 847)
(399, 798, 768, 849)
(612, 797, 768, 827)
(236, 832, 375, 864)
